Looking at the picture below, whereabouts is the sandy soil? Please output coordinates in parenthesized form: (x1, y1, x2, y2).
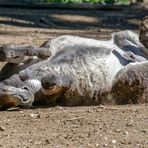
(0, 7, 147, 148)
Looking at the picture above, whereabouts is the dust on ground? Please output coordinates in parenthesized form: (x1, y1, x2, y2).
(0, 7, 147, 148)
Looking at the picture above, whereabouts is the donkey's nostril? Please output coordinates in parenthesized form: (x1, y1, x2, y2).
(19, 95, 28, 102)
(23, 98, 28, 102)
(23, 86, 30, 91)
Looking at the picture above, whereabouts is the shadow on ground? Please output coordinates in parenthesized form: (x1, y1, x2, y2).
(0, 5, 147, 30)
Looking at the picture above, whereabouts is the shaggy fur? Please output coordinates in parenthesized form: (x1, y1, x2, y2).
(111, 61, 148, 104)
(19, 31, 147, 106)
(0, 30, 147, 107)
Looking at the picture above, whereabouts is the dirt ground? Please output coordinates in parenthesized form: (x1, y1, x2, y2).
(0, 7, 148, 148)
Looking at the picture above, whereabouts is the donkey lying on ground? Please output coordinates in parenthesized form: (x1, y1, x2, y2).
(0, 28, 147, 109)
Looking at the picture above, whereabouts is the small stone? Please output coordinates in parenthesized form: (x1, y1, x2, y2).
(137, 142, 140, 146)
(29, 139, 34, 143)
(29, 113, 40, 118)
(124, 131, 129, 136)
(126, 122, 133, 127)
(95, 119, 99, 122)
(104, 136, 108, 140)
(87, 109, 93, 113)
(99, 105, 105, 109)
(120, 140, 126, 144)
(112, 140, 116, 144)
(115, 129, 121, 133)
(55, 106, 63, 110)
(19, 111, 24, 114)
(0, 126, 5, 131)
(34, 141, 42, 145)
(103, 144, 108, 147)
(95, 143, 99, 147)
(133, 109, 138, 112)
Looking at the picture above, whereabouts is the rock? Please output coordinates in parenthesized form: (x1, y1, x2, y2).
(29, 112, 40, 118)
(0, 126, 5, 131)
(112, 140, 116, 144)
